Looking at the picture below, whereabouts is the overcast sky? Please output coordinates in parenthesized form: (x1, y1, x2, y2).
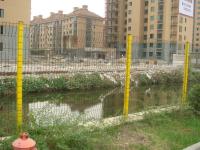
(31, 0, 105, 19)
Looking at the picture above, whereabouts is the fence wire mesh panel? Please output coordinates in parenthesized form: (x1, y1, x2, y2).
(0, 21, 199, 139)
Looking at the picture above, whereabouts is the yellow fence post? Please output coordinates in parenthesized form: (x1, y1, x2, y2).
(17, 21, 24, 132)
(123, 34, 133, 118)
(182, 42, 190, 105)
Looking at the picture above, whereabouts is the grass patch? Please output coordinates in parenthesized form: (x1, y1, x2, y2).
(189, 84, 200, 115)
(190, 71, 200, 83)
(140, 110, 200, 150)
(0, 123, 117, 150)
(1, 110, 200, 150)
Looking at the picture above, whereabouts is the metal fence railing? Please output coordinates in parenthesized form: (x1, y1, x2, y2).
(0, 21, 197, 139)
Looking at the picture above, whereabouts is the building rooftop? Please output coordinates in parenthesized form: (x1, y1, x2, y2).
(31, 5, 104, 24)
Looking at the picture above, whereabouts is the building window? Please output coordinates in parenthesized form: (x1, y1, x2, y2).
(151, 7, 154, 12)
(150, 25, 154, 30)
(157, 24, 163, 29)
(179, 16, 183, 23)
(179, 35, 182, 41)
(157, 43, 162, 48)
(0, 42, 3, 51)
(143, 43, 147, 48)
(128, 26, 131, 31)
(157, 15, 163, 21)
(179, 26, 182, 32)
(144, 9, 148, 14)
(149, 52, 153, 57)
(150, 16, 154, 21)
(142, 52, 146, 57)
(156, 52, 162, 57)
(157, 33, 162, 38)
(0, 25, 3, 34)
(129, 2, 132, 6)
(124, 20, 127, 24)
(0, 9, 4, 17)
(144, 18, 148, 23)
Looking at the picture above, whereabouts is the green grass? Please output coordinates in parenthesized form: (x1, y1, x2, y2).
(138, 110, 200, 150)
(1, 110, 200, 150)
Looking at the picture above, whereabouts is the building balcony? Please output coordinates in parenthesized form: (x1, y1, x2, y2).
(157, 20, 163, 24)
(171, 5, 179, 9)
(171, 10, 178, 15)
(143, 39, 147, 43)
(171, 22, 178, 26)
(157, 39, 163, 43)
(170, 36, 177, 41)
(172, 1, 179, 7)
(170, 31, 177, 35)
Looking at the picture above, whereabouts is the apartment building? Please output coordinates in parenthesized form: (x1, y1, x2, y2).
(0, 0, 31, 60)
(30, 12, 63, 54)
(106, 0, 194, 62)
(193, 0, 200, 52)
(30, 5, 105, 54)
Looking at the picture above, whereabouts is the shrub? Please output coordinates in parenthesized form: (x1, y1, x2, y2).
(189, 84, 200, 115)
(152, 70, 182, 85)
(50, 77, 68, 90)
(0, 78, 16, 95)
(190, 72, 200, 83)
(66, 74, 89, 90)
(66, 73, 114, 90)
(23, 77, 47, 93)
(137, 74, 153, 86)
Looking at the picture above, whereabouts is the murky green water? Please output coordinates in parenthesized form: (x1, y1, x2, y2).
(0, 85, 181, 136)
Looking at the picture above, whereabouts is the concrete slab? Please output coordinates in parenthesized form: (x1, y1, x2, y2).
(183, 143, 200, 150)
(79, 106, 178, 128)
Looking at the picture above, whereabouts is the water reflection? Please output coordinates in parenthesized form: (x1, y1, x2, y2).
(0, 85, 181, 135)
(29, 101, 103, 125)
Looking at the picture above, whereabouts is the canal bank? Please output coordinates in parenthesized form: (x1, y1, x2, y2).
(1, 69, 198, 96)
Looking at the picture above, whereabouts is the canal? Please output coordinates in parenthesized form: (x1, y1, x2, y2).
(0, 85, 181, 136)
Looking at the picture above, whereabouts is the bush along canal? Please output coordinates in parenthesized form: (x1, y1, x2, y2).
(1, 69, 200, 96)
